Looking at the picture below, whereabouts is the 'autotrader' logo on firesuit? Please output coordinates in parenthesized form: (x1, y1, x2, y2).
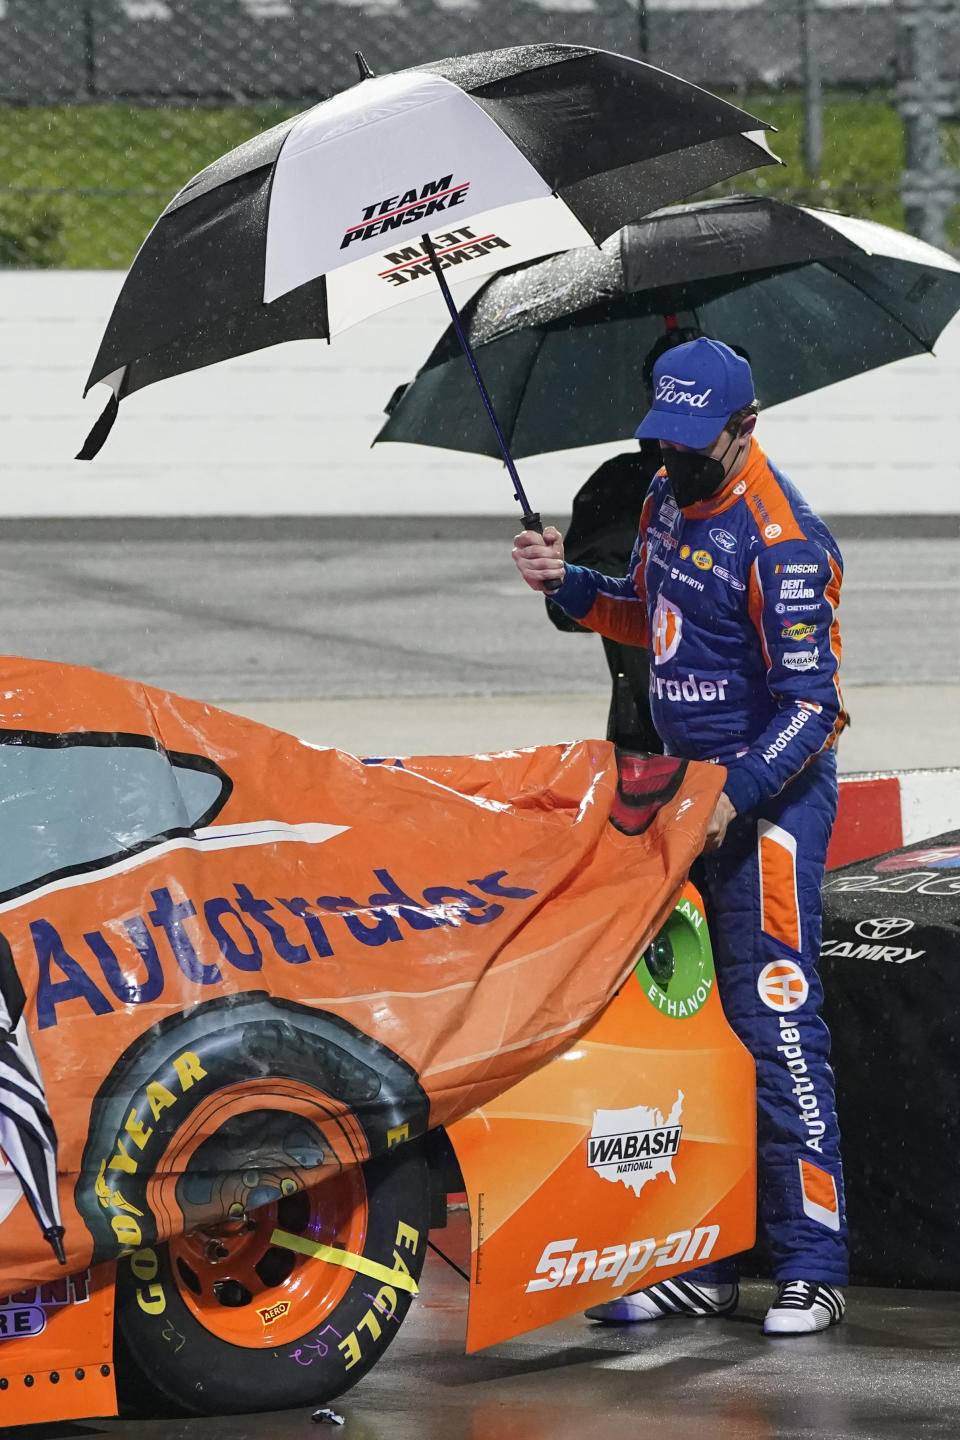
(757, 962, 827, 1153)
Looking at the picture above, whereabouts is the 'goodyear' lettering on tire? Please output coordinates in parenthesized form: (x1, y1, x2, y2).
(130, 1247, 166, 1316)
(77, 993, 429, 1264)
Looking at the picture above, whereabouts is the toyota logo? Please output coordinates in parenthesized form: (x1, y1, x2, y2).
(853, 917, 914, 940)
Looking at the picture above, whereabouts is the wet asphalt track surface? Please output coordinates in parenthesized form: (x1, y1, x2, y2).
(13, 1218, 960, 1440)
(5, 515, 960, 1438)
(0, 515, 957, 701)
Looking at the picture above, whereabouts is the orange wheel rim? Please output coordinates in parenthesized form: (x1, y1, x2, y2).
(156, 1081, 370, 1348)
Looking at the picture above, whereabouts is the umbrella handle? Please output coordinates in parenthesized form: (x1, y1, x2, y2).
(419, 233, 561, 594)
(519, 510, 563, 595)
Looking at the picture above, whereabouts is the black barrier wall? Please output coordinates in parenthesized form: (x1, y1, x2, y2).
(1, 0, 957, 104)
(820, 832, 960, 1289)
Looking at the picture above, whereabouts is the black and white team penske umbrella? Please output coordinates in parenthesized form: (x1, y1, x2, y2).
(79, 43, 777, 528)
(0, 934, 66, 1263)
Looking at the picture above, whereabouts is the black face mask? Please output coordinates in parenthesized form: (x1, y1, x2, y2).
(663, 431, 739, 510)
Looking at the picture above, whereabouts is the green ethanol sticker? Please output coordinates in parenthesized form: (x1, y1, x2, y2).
(635, 896, 716, 1020)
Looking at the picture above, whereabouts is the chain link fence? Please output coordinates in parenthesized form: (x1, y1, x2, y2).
(0, 0, 957, 267)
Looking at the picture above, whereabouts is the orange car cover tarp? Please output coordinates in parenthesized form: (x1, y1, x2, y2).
(0, 657, 723, 1294)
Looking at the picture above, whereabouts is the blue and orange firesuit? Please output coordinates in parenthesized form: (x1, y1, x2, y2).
(551, 438, 848, 1283)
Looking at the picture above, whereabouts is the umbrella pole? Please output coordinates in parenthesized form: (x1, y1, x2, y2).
(419, 234, 558, 552)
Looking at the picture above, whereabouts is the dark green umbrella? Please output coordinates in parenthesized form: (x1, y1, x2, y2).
(375, 194, 960, 460)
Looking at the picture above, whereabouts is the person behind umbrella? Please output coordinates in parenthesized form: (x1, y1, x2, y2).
(544, 326, 703, 754)
(512, 337, 848, 1336)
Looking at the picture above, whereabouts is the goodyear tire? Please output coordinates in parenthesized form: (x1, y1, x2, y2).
(78, 994, 430, 1414)
(115, 1150, 429, 1415)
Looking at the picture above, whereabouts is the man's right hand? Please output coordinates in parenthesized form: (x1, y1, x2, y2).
(512, 526, 565, 593)
(703, 792, 737, 851)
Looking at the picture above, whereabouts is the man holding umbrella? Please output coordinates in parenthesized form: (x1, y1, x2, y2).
(512, 337, 848, 1336)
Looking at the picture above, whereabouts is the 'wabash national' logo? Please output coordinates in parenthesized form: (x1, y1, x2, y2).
(341, 174, 471, 248)
(587, 1093, 684, 1198)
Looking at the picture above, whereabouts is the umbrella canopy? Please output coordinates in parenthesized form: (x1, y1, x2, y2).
(375, 194, 960, 460)
(0, 934, 65, 1262)
(78, 45, 777, 459)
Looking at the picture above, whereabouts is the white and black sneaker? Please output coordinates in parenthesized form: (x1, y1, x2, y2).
(585, 1279, 739, 1325)
(763, 1280, 845, 1335)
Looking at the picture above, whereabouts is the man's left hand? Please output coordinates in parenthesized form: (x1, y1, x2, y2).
(703, 793, 737, 851)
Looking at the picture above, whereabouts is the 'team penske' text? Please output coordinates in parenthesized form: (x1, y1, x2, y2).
(378, 227, 511, 287)
(341, 174, 470, 248)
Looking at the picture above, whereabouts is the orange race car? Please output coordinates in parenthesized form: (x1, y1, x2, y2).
(0, 658, 755, 1424)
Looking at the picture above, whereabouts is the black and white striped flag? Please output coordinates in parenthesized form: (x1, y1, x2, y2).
(0, 935, 65, 1264)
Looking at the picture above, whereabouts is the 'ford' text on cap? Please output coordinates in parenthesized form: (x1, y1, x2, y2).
(635, 337, 755, 449)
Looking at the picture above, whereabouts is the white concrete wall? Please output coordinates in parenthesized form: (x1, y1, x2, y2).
(2, 269, 959, 517)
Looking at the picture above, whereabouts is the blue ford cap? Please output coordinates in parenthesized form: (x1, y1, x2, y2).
(635, 338, 755, 448)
